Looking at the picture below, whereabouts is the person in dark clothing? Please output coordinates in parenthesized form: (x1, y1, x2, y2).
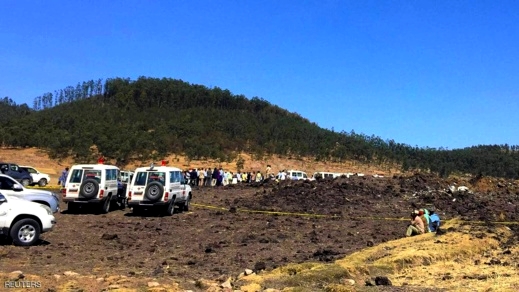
(190, 169, 198, 186)
(212, 167, 219, 186)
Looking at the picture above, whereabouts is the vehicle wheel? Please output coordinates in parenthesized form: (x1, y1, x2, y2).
(183, 196, 190, 212)
(165, 201, 175, 216)
(10, 218, 41, 246)
(21, 178, 31, 187)
(144, 181, 164, 202)
(80, 179, 100, 199)
(100, 196, 111, 213)
(38, 179, 48, 187)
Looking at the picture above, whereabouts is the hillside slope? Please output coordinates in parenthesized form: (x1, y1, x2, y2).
(0, 147, 400, 185)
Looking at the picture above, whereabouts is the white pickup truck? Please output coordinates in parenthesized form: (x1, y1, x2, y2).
(0, 192, 56, 246)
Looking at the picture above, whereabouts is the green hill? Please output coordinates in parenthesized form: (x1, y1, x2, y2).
(1, 77, 519, 178)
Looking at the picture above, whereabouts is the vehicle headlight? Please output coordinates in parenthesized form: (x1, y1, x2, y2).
(40, 204, 53, 215)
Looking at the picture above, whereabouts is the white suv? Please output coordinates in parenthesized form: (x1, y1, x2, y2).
(62, 162, 122, 213)
(286, 169, 312, 181)
(127, 161, 192, 216)
(20, 166, 51, 187)
(0, 192, 56, 246)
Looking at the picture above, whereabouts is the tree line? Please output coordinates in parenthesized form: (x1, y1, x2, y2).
(1, 77, 519, 179)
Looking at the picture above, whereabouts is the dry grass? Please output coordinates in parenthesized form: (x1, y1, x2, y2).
(237, 219, 519, 291)
(0, 147, 402, 186)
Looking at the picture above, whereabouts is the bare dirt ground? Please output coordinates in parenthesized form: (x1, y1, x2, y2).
(2, 173, 519, 291)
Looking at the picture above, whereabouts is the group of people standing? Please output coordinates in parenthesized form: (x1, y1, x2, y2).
(184, 167, 265, 187)
(406, 208, 441, 237)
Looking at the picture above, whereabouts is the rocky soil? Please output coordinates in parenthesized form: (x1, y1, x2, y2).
(1, 173, 519, 291)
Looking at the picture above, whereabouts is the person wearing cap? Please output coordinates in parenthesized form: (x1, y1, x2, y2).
(406, 211, 425, 237)
(429, 208, 441, 232)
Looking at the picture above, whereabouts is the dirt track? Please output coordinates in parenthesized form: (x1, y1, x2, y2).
(1, 173, 519, 291)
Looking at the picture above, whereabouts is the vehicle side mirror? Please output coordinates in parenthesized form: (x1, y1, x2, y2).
(0, 194, 6, 203)
(181, 178, 187, 185)
(13, 184, 23, 192)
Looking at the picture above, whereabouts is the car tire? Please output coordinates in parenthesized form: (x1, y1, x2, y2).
(165, 201, 175, 216)
(79, 179, 100, 199)
(38, 179, 48, 187)
(21, 178, 31, 187)
(100, 196, 111, 214)
(144, 181, 164, 202)
(10, 218, 41, 246)
(183, 196, 190, 212)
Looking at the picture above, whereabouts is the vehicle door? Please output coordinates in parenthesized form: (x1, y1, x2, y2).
(130, 171, 148, 200)
(22, 167, 36, 182)
(0, 175, 22, 196)
(169, 171, 181, 202)
(66, 168, 84, 196)
(177, 171, 188, 201)
(105, 169, 118, 195)
(6, 164, 22, 181)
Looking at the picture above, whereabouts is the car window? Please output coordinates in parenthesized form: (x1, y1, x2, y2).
(25, 168, 37, 174)
(106, 169, 117, 181)
(69, 169, 83, 183)
(0, 176, 16, 190)
(148, 172, 166, 185)
(10, 164, 18, 171)
(134, 172, 148, 186)
(84, 170, 102, 182)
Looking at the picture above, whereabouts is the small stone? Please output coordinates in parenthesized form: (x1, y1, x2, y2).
(9, 271, 24, 280)
(101, 233, 118, 240)
(63, 271, 80, 276)
(375, 276, 392, 286)
(96, 277, 104, 282)
(147, 281, 160, 287)
(244, 268, 254, 275)
(343, 279, 355, 285)
(221, 277, 232, 289)
(53, 274, 61, 280)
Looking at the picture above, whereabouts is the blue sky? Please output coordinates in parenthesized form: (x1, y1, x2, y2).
(2, 1, 518, 150)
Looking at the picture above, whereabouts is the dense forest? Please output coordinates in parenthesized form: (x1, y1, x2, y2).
(1, 77, 519, 179)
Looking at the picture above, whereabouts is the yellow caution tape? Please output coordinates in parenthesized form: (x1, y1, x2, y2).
(25, 186, 61, 190)
(191, 203, 519, 225)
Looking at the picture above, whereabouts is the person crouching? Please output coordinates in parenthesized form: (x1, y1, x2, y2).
(406, 211, 425, 237)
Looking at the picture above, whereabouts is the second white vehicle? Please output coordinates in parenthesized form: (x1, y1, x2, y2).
(62, 160, 122, 213)
(127, 161, 192, 216)
(20, 166, 51, 187)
